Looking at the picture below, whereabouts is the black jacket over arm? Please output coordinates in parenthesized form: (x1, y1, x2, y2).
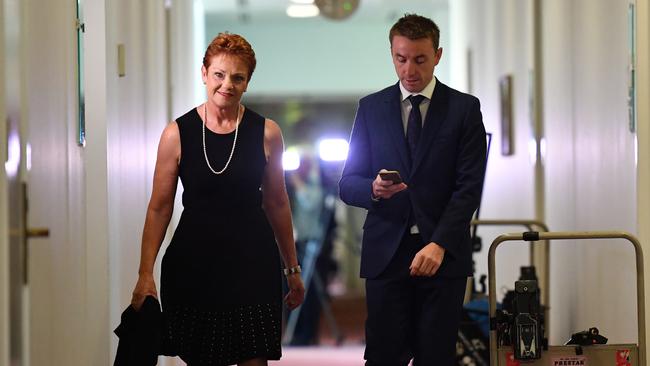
(114, 296, 170, 366)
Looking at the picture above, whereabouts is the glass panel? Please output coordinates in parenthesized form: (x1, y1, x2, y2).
(76, 0, 85, 146)
(628, 2, 636, 133)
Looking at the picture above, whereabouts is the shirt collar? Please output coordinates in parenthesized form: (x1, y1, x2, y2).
(399, 77, 436, 102)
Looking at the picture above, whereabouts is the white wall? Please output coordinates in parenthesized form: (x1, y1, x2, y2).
(104, 0, 170, 362)
(541, 0, 580, 342)
(544, 0, 638, 344)
(449, 0, 537, 299)
(83, 0, 112, 363)
(453, 0, 639, 345)
(171, 0, 205, 116)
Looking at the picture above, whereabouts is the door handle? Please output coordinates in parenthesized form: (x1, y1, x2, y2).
(26, 227, 49, 238)
(22, 227, 49, 285)
(20, 183, 50, 284)
(9, 228, 49, 238)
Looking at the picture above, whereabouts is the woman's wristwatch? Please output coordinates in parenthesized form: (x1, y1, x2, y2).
(283, 265, 302, 276)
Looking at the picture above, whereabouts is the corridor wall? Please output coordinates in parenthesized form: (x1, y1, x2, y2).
(451, 0, 639, 345)
(448, 0, 537, 321)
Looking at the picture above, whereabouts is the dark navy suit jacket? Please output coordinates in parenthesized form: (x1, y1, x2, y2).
(339, 79, 486, 279)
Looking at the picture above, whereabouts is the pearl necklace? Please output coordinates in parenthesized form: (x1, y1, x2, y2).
(202, 103, 241, 175)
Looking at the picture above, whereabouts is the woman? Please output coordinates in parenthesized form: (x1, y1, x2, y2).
(131, 32, 305, 366)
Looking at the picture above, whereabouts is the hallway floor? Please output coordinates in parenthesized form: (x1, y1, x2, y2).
(273, 346, 365, 365)
(273, 293, 367, 365)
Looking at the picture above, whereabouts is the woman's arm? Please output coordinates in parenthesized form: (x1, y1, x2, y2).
(131, 121, 180, 309)
(261, 118, 304, 309)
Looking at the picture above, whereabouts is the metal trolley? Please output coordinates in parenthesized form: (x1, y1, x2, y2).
(472, 219, 550, 327)
(488, 231, 646, 365)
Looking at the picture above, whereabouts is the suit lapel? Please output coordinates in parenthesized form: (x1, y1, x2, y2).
(412, 78, 450, 173)
(382, 83, 411, 176)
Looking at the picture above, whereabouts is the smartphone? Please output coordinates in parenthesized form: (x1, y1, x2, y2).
(379, 170, 403, 184)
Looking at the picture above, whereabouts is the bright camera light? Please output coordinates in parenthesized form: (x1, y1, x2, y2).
(283, 149, 301, 171)
(318, 138, 349, 162)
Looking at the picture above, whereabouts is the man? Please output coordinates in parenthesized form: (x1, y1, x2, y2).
(339, 14, 486, 365)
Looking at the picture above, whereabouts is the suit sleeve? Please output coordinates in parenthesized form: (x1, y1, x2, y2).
(430, 97, 486, 258)
(339, 100, 377, 210)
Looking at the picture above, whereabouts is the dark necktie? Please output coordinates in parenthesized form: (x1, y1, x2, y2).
(407, 94, 426, 163)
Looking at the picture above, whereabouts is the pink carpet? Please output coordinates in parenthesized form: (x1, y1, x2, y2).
(272, 346, 365, 366)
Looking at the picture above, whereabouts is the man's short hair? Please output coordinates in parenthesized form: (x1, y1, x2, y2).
(389, 13, 440, 50)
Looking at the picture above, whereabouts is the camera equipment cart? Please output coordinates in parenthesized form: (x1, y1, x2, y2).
(488, 231, 646, 365)
(457, 220, 549, 365)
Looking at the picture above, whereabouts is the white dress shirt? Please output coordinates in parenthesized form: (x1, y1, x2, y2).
(398, 77, 437, 234)
(399, 77, 437, 135)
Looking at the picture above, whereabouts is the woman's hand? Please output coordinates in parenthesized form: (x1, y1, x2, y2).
(131, 272, 158, 311)
(284, 274, 305, 310)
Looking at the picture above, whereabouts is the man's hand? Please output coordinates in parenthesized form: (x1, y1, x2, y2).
(372, 169, 407, 199)
(410, 242, 445, 276)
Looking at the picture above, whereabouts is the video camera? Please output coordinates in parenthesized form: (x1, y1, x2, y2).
(566, 327, 608, 346)
(497, 266, 546, 360)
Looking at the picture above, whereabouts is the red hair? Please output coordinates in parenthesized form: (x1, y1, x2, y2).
(203, 32, 257, 80)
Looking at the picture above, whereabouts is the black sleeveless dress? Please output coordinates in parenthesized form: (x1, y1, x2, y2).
(161, 107, 283, 365)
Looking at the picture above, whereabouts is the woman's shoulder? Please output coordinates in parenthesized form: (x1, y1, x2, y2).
(243, 106, 266, 124)
(173, 107, 202, 140)
(158, 121, 181, 154)
(243, 106, 273, 139)
(262, 116, 282, 145)
(174, 107, 200, 125)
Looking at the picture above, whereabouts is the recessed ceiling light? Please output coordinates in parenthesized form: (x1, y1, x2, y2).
(286, 4, 319, 18)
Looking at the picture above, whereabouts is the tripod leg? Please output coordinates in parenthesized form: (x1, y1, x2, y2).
(312, 271, 344, 345)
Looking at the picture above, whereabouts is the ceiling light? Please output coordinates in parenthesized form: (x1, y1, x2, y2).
(290, 0, 315, 4)
(286, 4, 319, 18)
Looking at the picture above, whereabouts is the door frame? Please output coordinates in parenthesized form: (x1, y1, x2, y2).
(0, 0, 9, 363)
(82, 0, 110, 363)
(0, 0, 28, 364)
(636, 0, 650, 355)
